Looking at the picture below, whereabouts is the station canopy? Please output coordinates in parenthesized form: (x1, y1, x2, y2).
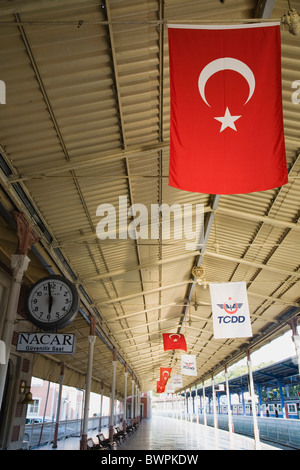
(0, 0, 299, 399)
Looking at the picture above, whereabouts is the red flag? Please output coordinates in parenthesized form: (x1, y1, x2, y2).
(168, 23, 288, 194)
(163, 333, 187, 351)
(156, 380, 165, 393)
(160, 367, 172, 384)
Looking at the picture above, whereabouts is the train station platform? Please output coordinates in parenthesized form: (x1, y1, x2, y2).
(33, 416, 279, 451)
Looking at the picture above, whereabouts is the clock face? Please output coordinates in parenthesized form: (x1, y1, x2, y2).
(25, 275, 79, 331)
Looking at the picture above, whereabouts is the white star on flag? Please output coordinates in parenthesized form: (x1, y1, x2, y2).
(214, 107, 241, 132)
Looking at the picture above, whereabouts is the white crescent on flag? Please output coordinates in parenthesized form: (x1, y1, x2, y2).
(169, 333, 182, 342)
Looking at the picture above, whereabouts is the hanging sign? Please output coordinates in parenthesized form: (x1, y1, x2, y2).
(172, 374, 182, 388)
(16, 332, 76, 354)
(166, 384, 175, 393)
(181, 354, 197, 376)
(209, 281, 252, 339)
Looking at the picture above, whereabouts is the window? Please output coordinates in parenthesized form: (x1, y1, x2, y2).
(27, 399, 40, 416)
(288, 404, 296, 413)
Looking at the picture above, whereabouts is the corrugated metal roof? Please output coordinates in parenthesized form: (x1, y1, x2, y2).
(0, 0, 299, 398)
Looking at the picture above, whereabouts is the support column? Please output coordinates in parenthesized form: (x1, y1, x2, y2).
(98, 381, 104, 431)
(257, 385, 264, 417)
(225, 365, 234, 433)
(247, 350, 261, 450)
(0, 212, 38, 408)
(135, 383, 138, 423)
(131, 378, 135, 425)
(52, 363, 64, 448)
(80, 317, 96, 450)
(109, 348, 117, 444)
(278, 379, 286, 419)
(137, 387, 141, 422)
(185, 389, 189, 419)
(241, 389, 246, 415)
(291, 318, 300, 374)
(196, 388, 199, 424)
(202, 381, 207, 426)
(123, 364, 128, 431)
(192, 390, 195, 414)
(212, 375, 218, 428)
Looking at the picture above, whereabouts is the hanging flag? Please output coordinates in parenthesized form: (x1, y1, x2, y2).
(181, 354, 197, 376)
(163, 333, 187, 351)
(172, 374, 182, 388)
(160, 367, 172, 384)
(209, 281, 252, 338)
(168, 23, 287, 195)
(156, 380, 165, 393)
(166, 384, 175, 393)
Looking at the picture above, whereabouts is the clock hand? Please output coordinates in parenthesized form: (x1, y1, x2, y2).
(48, 282, 53, 313)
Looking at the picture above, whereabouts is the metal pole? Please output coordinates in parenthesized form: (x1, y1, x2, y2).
(196, 388, 199, 424)
(123, 365, 128, 431)
(52, 363, 65, 448)
(225, 365, 234, 433)
(202, 381, 207, 426)
(131, 378, 135, 425)
(80, 317, 96, 450)
(212, 375, 218, 428)
(135, 383, 138, 423)
(137, 387, 140, 422)
(291, 318, 300, 374)
(38, 380, 51, 447)
(247, 350, 261, 450)
(98, 381, 104, 431)
(109, 348, 117, 444)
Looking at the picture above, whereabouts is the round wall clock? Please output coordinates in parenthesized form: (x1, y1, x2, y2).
(25, 275, 79, 331)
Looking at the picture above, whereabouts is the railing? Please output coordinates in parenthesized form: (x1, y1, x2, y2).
(22, 415, 111, 449)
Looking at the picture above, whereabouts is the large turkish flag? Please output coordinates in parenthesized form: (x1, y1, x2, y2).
(163, 333, 187, 351)
(168, 23, 288, 194)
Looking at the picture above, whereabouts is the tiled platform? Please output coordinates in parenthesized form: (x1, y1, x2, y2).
(119, 416, 278, 451)
(34, 416, 279, 451)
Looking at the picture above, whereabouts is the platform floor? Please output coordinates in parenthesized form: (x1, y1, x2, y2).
(35, 416, 279, 451)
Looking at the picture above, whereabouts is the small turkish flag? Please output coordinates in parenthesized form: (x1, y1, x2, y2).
(156, 380, 165, 393)
(163, 333, 187, 351)
(160, 367, 172, 384)
(168, 23, 288, 194)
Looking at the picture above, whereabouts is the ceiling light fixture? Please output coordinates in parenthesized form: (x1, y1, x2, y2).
(282, 4, 300, 35)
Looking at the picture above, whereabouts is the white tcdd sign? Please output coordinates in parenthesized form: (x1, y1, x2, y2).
(17, 332, 76, 354)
